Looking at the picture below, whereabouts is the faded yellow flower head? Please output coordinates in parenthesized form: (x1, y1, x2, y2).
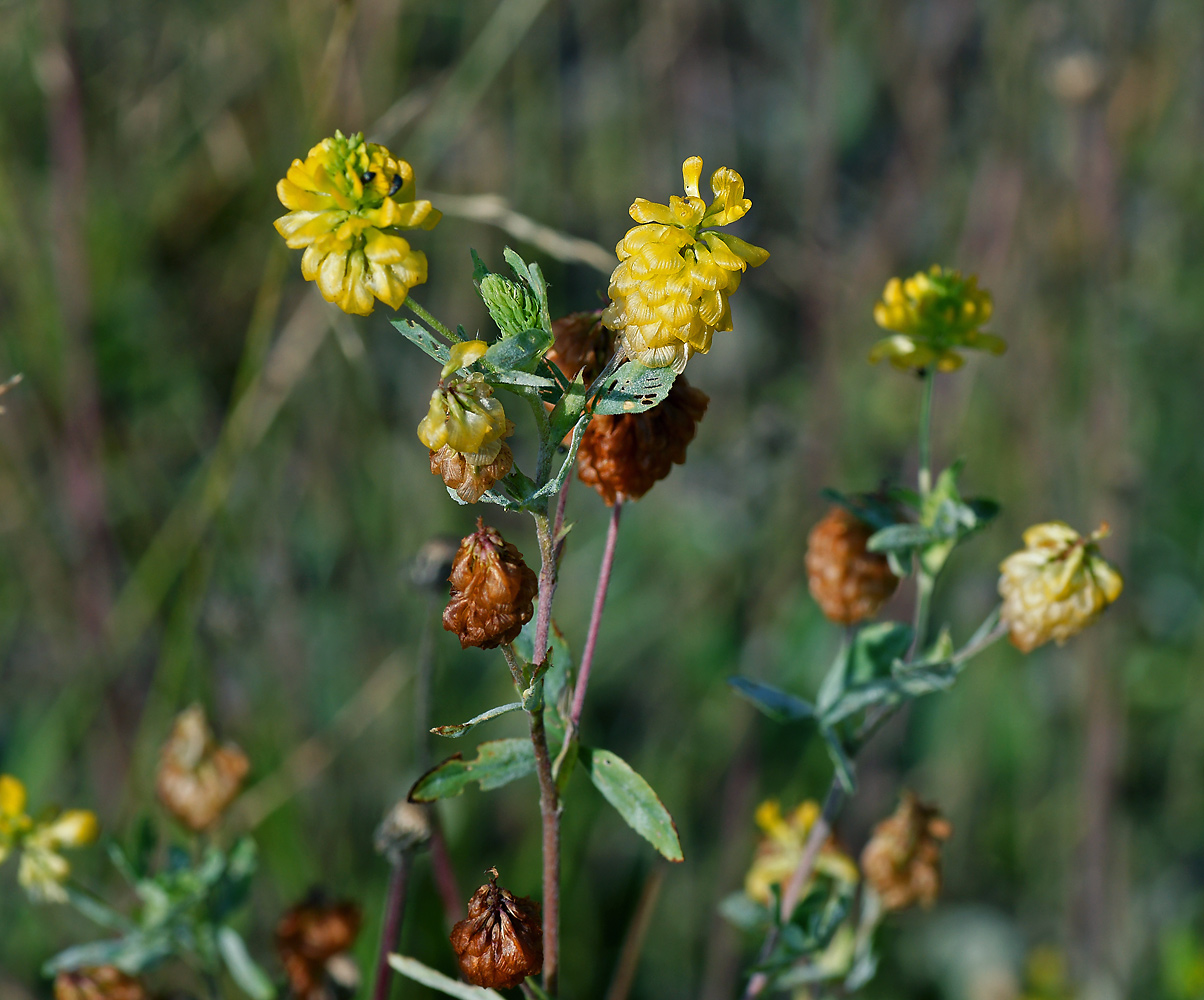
(417, 343, 513, 467)
(602, 156, 769, 372)
(998, 522, 1123, 653)
(870, 266, 1003, 371)
(0, 774, 98, 903)
(275, 130, 441, 315)
(156, 705, 250, 831)
(744, 799, 858, 906)
(860, 791, 951, 911)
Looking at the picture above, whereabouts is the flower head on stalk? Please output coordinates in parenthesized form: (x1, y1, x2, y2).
(869, 266, 1003, 372)
(418, 342, 516, 503)
(443, 520, 538, 649)
(603, 156, 769, 372)
(860, 791, 952, 911)
(0, 774, 98, 903)
(450, 870, 543, 990)
(276, 893, 362, 1000)
(274, 130, 441, 315)
(155, 705, 250, 832)
(744, 799, 859, 906)
(998, 522, 1123, 652)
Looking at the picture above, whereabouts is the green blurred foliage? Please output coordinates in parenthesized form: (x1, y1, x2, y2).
(1, 0, 1203, 998)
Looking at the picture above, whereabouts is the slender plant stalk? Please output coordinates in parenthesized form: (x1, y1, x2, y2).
(744, 371, 955, 999)
(372, 592, 439, 1000)
(604, 865, 666, 1000)
(910, 368, 937, 655)
(917, 368, 935, 497)
(528, 510, 562, 996)
(570, 499, 623, 728)
(405, 297, 460, 343)
(372, 854, 413, 1000)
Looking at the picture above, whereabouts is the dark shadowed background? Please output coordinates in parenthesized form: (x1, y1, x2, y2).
(2, 1, 1203, 998)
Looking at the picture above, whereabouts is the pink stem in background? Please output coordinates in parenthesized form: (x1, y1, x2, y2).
(570, 499, 623, 729)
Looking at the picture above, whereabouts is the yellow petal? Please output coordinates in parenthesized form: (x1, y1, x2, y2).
(681, 156, 703, 200)
(709, 231, 770, 267)
(43, 810, 99, 849)
(629, 199, 677, 226)
(442, 341, 489, 379)
(0, 775, 26, 819)
(703, 166, 751, 225)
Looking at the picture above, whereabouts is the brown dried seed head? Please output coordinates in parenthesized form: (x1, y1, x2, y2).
(276, 895, 362, 1000)
(860, 791, 951, 911)
(54, 968, 147, 1000)
(548, 310, 612, 384)
(443, 520, 539, 649)
(549, 310, 710, 503)
(430, 442, 514, 504)
(805, 506, 899, 625)
(577, 377, 709, 505)
(450, 871, 543, 989)
(155, 705, 250, 832)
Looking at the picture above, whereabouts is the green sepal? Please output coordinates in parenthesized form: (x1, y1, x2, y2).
(408, 739, 536, 801)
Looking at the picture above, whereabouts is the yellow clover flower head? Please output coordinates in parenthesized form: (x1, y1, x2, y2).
(998, 522, 1123, 653)
(869, 265, 1004, 372)
(602, 156, 769, 373)
(275, 130, 441, 316)
(417, 342, 513, 465)
(0, 774, 98, 903)
(744, 799, 859, 906)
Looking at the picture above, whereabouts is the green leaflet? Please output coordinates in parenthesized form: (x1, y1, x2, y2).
(389, 954, 505, 1000)
(408, 738, 536, 801)
(728, 677, 815, 723)
(591, 361, 676, 415)
(580, 747, 684, 862)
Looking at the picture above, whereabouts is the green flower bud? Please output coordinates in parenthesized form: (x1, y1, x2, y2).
(479, 272, 543, 339)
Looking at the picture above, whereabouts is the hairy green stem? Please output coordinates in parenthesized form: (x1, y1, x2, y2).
(528, 510, 561, 995)
(404, 297, 460, 343)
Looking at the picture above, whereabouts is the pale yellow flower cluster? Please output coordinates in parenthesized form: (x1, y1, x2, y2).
(743, 799, 859, 906)
(417, 342, 513, 464)
(603, 156, 769, 372)
(275, 131, 440, 315)
(0, 774, 98, 903)
(998, 522, 1123, 652)
(870, 266, 1003, 371)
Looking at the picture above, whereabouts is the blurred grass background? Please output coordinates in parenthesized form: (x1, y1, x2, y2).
(2, 0, 1204, 998)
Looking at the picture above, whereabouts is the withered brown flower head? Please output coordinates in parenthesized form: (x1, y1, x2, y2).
(54, 967, 147, 1000)
(577, 378, 709, 505)
(805, 506, 900, 625)
(276, 893, 362, 1000)
(155, 704, 250, 832)
(549, 310, 710, 505)
(548, 310, 612, 385)
(430, 442, 514, 504)
(443, 519, 538, 650)
(860, 791, 952, 911)
(450, 870, 543, 990)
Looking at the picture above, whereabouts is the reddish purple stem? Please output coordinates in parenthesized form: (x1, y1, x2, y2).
(570, 500, 623, 728)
